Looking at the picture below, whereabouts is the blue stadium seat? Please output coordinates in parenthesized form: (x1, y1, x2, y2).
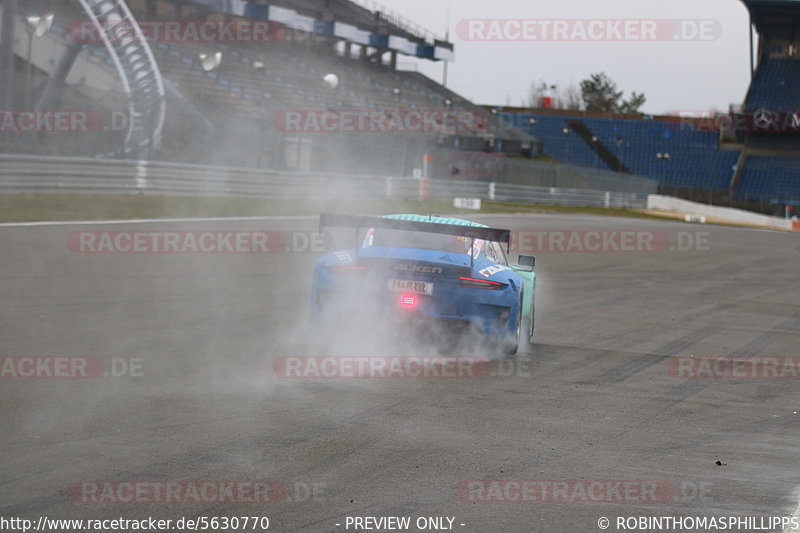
(747, 59, 800, 111)
(736, 156, 800, 202)
(504, 112, 739, 190)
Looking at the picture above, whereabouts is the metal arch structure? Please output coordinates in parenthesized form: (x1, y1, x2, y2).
(74, 0, 166, 157)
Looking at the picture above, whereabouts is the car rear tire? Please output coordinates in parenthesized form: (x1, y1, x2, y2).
(501, 295, 524, 356)
(511, 291, 535, 356)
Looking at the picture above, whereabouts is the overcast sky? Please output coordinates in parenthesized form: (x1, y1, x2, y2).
(376, 0, 755, 115)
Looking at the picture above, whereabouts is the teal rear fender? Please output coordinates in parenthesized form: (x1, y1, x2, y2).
(514, 270, 536, 318)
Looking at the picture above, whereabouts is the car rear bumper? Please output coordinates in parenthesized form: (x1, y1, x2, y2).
(311, 286, 517, 336)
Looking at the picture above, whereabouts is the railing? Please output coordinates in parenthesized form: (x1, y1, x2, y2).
(0, 154, 649, 208)
(348, 0, 442, 42)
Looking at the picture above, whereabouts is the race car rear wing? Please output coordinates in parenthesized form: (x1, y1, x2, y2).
(319, 214, 512, 271)
(319, 214, 511, 246)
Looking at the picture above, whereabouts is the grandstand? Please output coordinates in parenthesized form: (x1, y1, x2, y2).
(498, 109, 740, 193)
(736, 155, 800, 201)
(733, 0, 800, 211)
(494, 0, 800, 216)
(4, 0, 795, 209)
(747, 58, 800, 111)
(0, 0, 540, 179)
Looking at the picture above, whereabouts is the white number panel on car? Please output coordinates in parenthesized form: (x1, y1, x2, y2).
(388, 279, 434, 295)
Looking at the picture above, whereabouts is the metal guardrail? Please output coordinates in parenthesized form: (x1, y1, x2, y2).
(349, 0, 442, 42)
(0, 155, 649, 208)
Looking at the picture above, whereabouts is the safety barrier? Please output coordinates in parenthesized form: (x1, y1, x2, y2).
(0, 154, 649, 208)
(647, 194, 795, 231)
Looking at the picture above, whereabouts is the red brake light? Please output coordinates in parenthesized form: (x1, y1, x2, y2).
(400, 294, 418, 307)
(459, 277, 507, 290)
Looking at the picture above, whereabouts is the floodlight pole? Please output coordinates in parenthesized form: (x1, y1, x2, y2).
(25, 27, 33, 110)
(0, 0, 19, 109)
(748, 17, 754, 80)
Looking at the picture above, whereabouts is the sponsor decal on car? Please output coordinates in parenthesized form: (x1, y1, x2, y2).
(387, 263, 444, 274)
(362, 228, 375, 248)
(479, 265, 510, 277)
(470, 239, 485, 259)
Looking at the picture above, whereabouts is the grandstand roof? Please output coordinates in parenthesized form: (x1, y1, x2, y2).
(741, 0, 800, 40)
(179, 0, 454, 61)
(263, 0, 443, 43)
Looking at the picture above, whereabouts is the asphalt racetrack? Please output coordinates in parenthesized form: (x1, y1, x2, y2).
(1, 213, 798, 533)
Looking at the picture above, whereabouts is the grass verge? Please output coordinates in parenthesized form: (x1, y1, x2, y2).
(0, 194, 679, 223)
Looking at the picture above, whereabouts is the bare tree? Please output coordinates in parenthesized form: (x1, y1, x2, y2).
(525, 79, 583, 110)
(526, 79, 550, 108)
(563, 83, 582, 111)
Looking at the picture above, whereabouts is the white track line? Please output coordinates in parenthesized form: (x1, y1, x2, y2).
(0, 215, 319, 227)
(0, 213, 537, 228)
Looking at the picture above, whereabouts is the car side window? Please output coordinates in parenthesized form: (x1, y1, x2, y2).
(485, 241, 498, 262)
(492, 242, 508, 266)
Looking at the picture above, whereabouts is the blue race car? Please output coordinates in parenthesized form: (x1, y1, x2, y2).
(310, 214, 536, 354)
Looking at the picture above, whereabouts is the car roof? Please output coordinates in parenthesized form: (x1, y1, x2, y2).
(381, 214, 488, 228)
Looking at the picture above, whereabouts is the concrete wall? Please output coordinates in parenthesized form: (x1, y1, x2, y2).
(647, 194, 797, 231)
